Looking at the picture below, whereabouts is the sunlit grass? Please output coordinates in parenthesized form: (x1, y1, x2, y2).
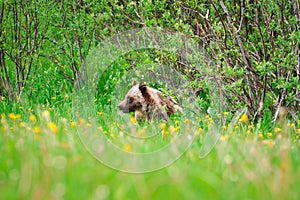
(0, 105, 300, 199)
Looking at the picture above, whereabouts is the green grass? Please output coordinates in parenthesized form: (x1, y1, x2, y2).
(1, 98, 300, 200)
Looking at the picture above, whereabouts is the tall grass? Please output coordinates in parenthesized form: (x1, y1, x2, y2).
(1, 94, 300, 199)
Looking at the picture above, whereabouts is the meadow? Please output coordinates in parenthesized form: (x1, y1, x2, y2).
(1, 1, 300, 199)
(1, 96, 300, 200)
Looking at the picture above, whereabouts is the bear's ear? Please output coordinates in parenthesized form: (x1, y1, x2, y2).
(139, 82, 147, 94)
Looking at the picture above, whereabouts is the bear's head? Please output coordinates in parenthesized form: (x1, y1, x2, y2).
(117, 82, 149, 114)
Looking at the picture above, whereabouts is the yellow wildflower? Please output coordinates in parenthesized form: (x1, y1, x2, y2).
(267, 132, 272, 137)
(220, 134, 229, 141)
(79, 118, 86, 125)
(222, 125, 227, 131)
(274, 127, 281, 133)
(29, 115, 36, 122)
(169, 126, 176, 133)
(248, 124, 254, 129)
(281, 162, 288, 171)
(97, 112, 103, 115)
(123, 143, 132, 152)
(20, 122, 26, 127)
(33, 127, 41, 134)
(86, 123, 92, 128)
(247, 130, 251, 134)
(297, 129, 300, 134)
(130, 116, 136, 125)
(98, 126, 103, 131)
(159, 122, 167, 129)
(136, 127, 146, 136)
(185, 119, 192, 124)
(197, 127, 204, 134)
(262, 139, 274, 147)
(239, 114, 249, 123)
(1, 96, 5, 101)
(258, 133, 263, 139)
(8, 113, 21, 120)
(65, 94, 69, 99)
(70, 121, 76, 127)
(224, 112, 229, 116)
(47, 122, 58, 134)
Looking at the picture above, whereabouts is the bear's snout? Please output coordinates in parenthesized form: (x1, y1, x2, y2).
(117, 104, 123, 110)
(117, 102, 129, 113)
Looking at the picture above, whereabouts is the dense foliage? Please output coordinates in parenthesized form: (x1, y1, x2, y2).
(0, 0, 299, 118)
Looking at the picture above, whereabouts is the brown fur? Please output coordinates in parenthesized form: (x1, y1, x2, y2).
(117, 82, 182, 121)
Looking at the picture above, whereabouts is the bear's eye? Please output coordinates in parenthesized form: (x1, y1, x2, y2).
(127, 97, 134, 104)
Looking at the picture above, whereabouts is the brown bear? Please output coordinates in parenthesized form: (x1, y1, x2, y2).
(117, 82, 183, 121)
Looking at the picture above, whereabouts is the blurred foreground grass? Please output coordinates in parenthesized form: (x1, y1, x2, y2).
(1, 108, 300, 200)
